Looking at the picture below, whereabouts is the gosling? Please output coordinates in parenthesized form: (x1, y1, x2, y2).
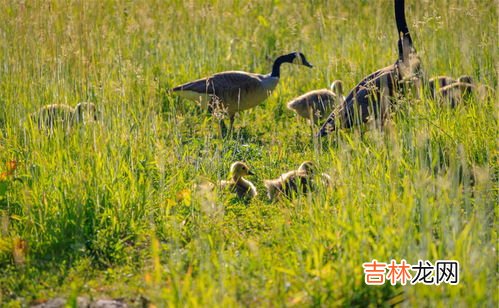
(287, 80, 344, 123)
(264, 161, 331, 201)
(428, 75, 472, 99)
(30, 102, 98, 129)
(437, 81, 475, 108)
(220, 162, 257, 199)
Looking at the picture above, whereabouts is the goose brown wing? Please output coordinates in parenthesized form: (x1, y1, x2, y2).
(206, 71, 264, 100)
(172, 77, 211, 93)
(174, 71, 263, 98)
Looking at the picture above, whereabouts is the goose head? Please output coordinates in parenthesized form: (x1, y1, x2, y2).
(230, 161, 254, 180)
(290, 52, 313, 68)
(271, 52, 313, 77)
(298, 161, 316, 174)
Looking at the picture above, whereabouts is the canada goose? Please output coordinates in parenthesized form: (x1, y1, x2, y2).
(318, 0, 422, 136)
(30, 102, 98, 130)
(172, 52, 313, 137)
(220, 161, 257, 199)
(264, 161, 331, 201)
(287, 80, 344, 123)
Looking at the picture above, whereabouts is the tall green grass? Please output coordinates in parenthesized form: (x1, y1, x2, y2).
(0, 0, 497, 306)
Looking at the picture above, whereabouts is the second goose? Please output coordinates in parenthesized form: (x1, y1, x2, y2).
(172, 52, 313, 137)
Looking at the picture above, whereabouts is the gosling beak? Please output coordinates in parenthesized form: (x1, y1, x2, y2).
(248, 170, 255, 176)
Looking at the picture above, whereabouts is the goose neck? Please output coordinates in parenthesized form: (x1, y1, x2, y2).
(232, 174, 242, 182)
(271, 53, 294, 78)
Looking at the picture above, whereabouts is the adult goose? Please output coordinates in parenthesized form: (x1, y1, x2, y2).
(318, 0, 422, 136)
(220, 161, 257, 199)
(287, 80, 345, 123)
(172, 52, 313, 137)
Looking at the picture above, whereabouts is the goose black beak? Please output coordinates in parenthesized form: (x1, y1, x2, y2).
(248, 170, 255, 176)
(304, 61, 313, 68)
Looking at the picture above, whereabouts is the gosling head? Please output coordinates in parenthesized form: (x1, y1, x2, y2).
(330, 80, 344, 97)
(298, 161, 316, 174)
(457, 75, 473, 84)
(230, 161, 254, 179)
(74, 102, 98, 123)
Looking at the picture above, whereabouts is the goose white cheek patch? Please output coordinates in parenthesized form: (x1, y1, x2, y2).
(293, 55, 303, 65)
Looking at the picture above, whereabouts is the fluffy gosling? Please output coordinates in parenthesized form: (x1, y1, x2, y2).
(437, 81, 475, 108)
(220, 162, 257, 199)
(30, 102, 98, 129)
(428, 75, 472, 99)
(264, 161, 331, 201)
(287, 80, 344, 123)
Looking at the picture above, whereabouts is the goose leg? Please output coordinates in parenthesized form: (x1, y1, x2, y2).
(207, 96, 227, 138)
(228, 115, 235, 137)
(220, 119, 228, 138)
(221, 115, 234, 139)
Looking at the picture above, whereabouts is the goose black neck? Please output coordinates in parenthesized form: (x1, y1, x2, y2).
(395, 0, 410, 36)
(271, 53, 295, 78)
(395, 0, 414, 59)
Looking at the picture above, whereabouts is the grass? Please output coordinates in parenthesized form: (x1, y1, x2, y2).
(0, 0, 497, 306)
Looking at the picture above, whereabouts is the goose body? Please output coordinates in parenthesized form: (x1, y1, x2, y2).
(173, 52, 313, 136)
(30, 102, 98, 129)
(318, 0, 422, 136)
(220, 162, 257, 199)
(287, 80, 344, 122)
(174, 71, 279, 115)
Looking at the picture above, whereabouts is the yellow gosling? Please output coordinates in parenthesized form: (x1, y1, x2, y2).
(264, 161, 319, 201)
(220, 162, 257, 199)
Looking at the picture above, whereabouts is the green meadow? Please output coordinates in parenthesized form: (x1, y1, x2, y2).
(0, 0, 497, 306)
